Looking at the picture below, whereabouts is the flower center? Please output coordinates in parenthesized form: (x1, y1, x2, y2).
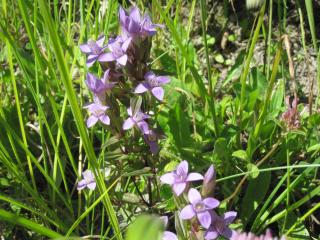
(134, 112, 145, 122)
(88, 40, 101, 55)
(148, 77, 159, 88)
(215, 219, 225, 233)
(194, 202, 205, 212)
(92, 107, 105, 116)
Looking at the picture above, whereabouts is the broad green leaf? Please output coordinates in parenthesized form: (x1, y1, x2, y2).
(126, 215, 163, 240)
(232, 150, 248, 161)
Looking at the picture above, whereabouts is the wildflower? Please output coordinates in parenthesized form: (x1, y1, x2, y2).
(77, 170, 96, 190)
(119, 6, 162, 39)
(84, 102, 110, 128)
(134, 71, 170, 101)
(122, 107, 150, 134)
(204, 211, 237, 239)
(160, 161, 203, 196)
(160, 216, 178, 240)
(143, 129, 159, 154)
(202, 165, 216, 197)
(85, 70, 117, 103)
(280, 96, 300, 130)
(231, 229, 286, 240)
(79, 35, 108, 67)
(180, 188, 220, 229)
(99, 36, 131, 66)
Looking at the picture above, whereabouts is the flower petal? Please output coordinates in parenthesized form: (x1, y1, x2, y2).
(87, 181, 97, 190)
(197, 211, 211, 229)
(96, 35, 105, 48)
(204, 165, 215, 184)
(186, 173, 204, 182)
(180, 204, 195, 220)
(99, 115, 110, 125)
(176, 160, 188, 176)
(204, 228, 219, 240)
(156, 76, 170, 85)
(162, 231, 178, 240)
(79, 44, 91, 53)
(188, 188, 202, 204)
(203, 198, 220, 209)
(98, 53, 115, 62)
(223, 211, 237, 225)
(151, 87, 164, 101)
(144, 71, 156, 81)
(116, 54, 128, 66)
(87, 55, 98, 67)
(129, 7, 141, 23)
(137, 121, 149, 134)
(122, 117, 135, 130)
(119, 6, 127, 26)
(87, 115, 99, 128)
(172, 182, 187, 196)
(121, 37, 132, 52)
(160, 173, 175, 185)
(221, 227, 234, 239)
(77, 179, 87, 190)
(134, 82, 149, 93)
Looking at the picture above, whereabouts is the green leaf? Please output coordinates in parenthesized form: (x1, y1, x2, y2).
(126, 215, 163, 240)
(247, 163, 259, 179)
(232, 150, 248, 161)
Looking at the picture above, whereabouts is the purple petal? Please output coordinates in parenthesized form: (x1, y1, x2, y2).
(186, 173, 204, 182)
(176, 160, 188, 176)
(160, 173, 175, 185)
(87, 115, 99, 128)
(87, 55, 98, 67)
(135, 83, 149, 93)
(85, 73, 97, 90)
(77, 179, 87, 190)
(188, 188, 202, 204)
(119, 6, 127, 26)
(162, 231, 178, 240)
(204, 228, 219, 240)
(137, 121, 149, 134)
(151, 87, 164, 101)
(204, 165, 215, 184)
(96, 35, 105, 48)
(180, 204, 196, 219)
(223, 211, 237, 225)
(99, 115, 110, 125)
(116, 54, 128, 66)
(82, 170, 94, 179)
(156, 76, 170, 85)
(127, 107, 133, 116)
(149, 141, 159, 154)
(98, 52, 115, 62)
(221, 227, 234, 239)
(123, 117, 135, 130)
(87, 182, 97, 190)
(129, 7, 141, 23)
(172, 182, 187, 196)
(203, 198, 220, 209)
(197, 211, 211, 229)
(79, 44, 91, 54)
(144, 71, 156, 81)
(121, 37, 132, 52)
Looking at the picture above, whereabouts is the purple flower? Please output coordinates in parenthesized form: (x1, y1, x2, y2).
(280, 95, 300, 130)
(77, 170, 96, 190)
(86, 70, 117, 103)
(143, 130, 159, 154)
(230, 229, 286, 240)
(160, 216, 178, 240)
(99, 36, 131, 66)
(79, 35, 108, 67)
(119, 6, 162, 39)
(202, 165, 216, 197)
(204, 211, 237, 239)
(84, 102, 110, 128)
(160, 161, 203, 196)
(122, 107, 150, 134)
(180, 188, 220, 229)
(134, 71, 170, 101)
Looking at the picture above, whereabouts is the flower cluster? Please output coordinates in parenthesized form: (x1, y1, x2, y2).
(280, 95, 300, 130)
(79, 6, 170, 160)
(160, 161, 236, 239)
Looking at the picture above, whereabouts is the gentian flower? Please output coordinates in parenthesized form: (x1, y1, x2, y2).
(77, 170, 96, 190)
(231, 229, 286, 240)
(180, 188, 220, 229)
(160, 161, 203, 196)
(160, 216, 178, 240)
(119, 6, 162, 39)
(280, 96, 300, 130)
(143, 130, 159, 154)
(204, 211, 237, 239)
(122, 107, 150, 134)
(79, 35, 108, 67)
(86, 70, 117, 103)
(99, 36, 131, 66)
(202, 165, 216, 197)
(84, 102, 110, 128)
(134, 71, 170, 101)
